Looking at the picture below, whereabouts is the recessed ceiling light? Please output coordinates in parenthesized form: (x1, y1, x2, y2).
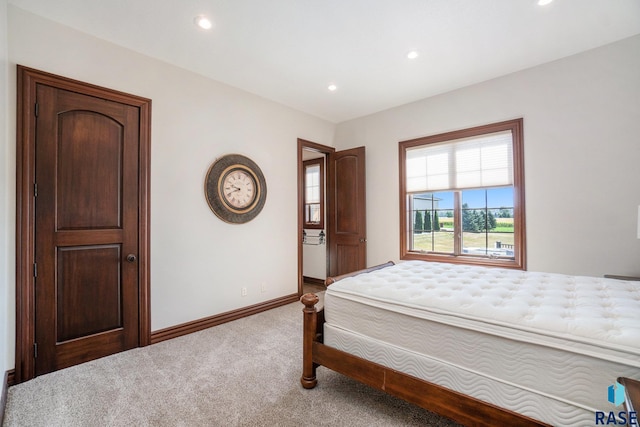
(328, 84, 338, 92)
(537, 0, 553, 5)
(407, 50, 419, 60)
(194, 15, 213, 30)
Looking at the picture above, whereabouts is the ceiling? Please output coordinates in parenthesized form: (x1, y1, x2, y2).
(8, 0, 640, 123)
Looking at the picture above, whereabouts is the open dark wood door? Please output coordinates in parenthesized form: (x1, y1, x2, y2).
(327, 147, 366, 277)
(16, 66, 151, 381)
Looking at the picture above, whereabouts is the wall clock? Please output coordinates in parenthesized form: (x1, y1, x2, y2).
(205, 154, 267, 224)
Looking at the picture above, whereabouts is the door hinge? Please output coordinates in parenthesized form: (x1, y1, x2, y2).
(34, 343, 38, 358)
(34, 183, 38, 197)
(34, 102, 39, 117)
(33, 262, 37, 278)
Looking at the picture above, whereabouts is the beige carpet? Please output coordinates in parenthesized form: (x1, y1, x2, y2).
(3, 299, 461, 427)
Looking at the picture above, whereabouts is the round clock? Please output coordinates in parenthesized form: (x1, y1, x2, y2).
(205, 154, 267, 224)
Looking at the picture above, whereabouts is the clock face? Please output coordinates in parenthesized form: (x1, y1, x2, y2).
(221, 168, 257, 210)
(205, 154, 267, 224)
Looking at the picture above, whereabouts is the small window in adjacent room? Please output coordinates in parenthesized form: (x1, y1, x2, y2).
(303, 158, 324, 229)
(399, 118, 526, 269)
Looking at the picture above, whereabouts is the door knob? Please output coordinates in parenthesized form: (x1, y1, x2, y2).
(359, 238, 367, 243)
(126, 254, 137, 263)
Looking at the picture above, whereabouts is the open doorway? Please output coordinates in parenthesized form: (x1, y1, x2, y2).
(297, 139, 334, 295)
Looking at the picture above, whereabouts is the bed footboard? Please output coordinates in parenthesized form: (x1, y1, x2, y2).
(301, 261, 394, 389)
(325, 261, 395, 285)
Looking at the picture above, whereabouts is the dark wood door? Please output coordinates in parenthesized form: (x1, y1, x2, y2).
(328, 146, 366, 277)
(33, 84, 141, 375)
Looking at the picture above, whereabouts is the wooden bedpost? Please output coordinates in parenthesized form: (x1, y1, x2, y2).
(300, 293, 319, 389)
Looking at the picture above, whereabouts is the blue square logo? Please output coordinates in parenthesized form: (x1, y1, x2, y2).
(608, 381, 626, 407)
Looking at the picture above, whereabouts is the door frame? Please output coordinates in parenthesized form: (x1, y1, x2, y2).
(15, 66, 152, 383)
(297, 139, 334, 295)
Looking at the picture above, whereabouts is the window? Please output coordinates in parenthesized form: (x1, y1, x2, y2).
(399, 119, 526, 269)
(303, 158, 324, 229)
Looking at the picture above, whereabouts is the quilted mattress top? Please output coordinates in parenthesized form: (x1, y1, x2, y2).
(326, 261, 640, 362)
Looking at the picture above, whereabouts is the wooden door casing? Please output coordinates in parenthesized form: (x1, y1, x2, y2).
(15, 66, 151, 382)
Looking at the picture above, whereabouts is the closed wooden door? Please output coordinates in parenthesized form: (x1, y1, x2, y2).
(33, 84, 142, 375)
(328, 146, 367, 276)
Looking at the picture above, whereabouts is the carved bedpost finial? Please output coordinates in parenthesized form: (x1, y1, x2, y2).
(300, 293, 319, 310)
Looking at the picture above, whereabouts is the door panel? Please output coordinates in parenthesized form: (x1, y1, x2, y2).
(328, 146, 366, 277)
(57, 110, 123, 229)
(56, 245, 122, 342)
(336, 243, 360, 275)
(34, 84, 140, 376)
(335, 155, 359, 234)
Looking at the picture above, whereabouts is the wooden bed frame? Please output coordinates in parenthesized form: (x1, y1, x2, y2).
(300, 261, 550, 427)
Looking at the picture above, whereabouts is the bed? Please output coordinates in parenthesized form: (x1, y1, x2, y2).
(300, 260, 640, 426)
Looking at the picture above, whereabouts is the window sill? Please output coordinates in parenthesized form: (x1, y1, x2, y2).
(303, 224, 324, 230)
(401, 251, 525, 270)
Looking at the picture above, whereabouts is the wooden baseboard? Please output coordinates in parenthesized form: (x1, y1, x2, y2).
(150, 293, 299, 344)
(1, 370, 11, 426)
(302, 276, 325, 287)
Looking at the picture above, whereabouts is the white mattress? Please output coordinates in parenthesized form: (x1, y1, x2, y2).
(323, 261, 640, 426)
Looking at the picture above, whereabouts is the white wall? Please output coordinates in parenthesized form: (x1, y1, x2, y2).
(1, 0, 11, 375)
(335, 35, 640, 277)
(3, 6, 335, 369)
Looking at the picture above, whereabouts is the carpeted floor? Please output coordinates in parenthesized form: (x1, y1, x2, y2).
(3, 299, 461, 427)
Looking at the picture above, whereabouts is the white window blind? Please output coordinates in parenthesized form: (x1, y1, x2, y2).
(305, 164, 321, 203)
(406, 130, 514, 192)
